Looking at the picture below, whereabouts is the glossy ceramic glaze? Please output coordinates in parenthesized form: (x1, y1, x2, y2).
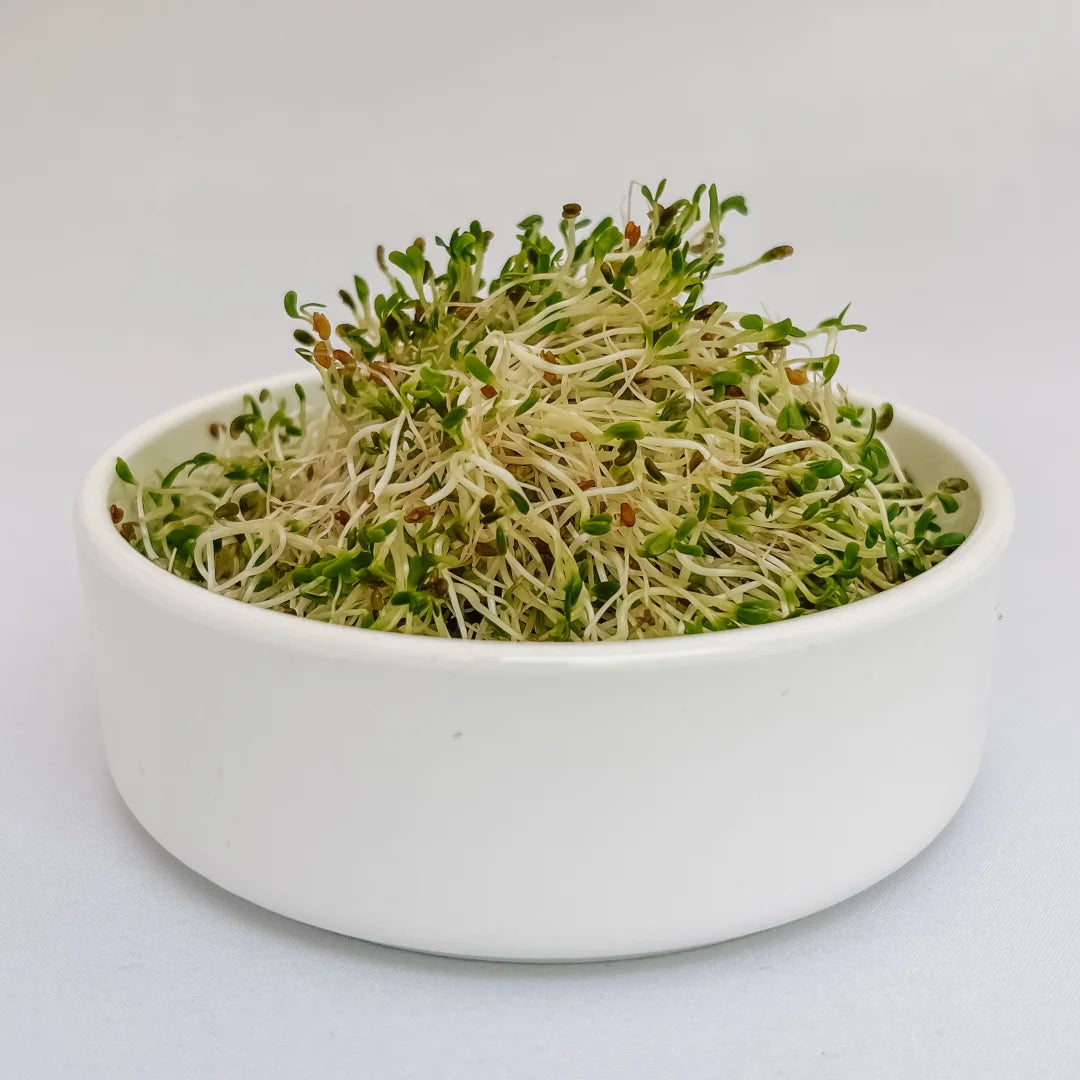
(76, 373, 1013, 961)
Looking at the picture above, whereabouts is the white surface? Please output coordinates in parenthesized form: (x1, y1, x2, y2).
(77, 374, 1012, 961)
(2, 0, 1078, 1072)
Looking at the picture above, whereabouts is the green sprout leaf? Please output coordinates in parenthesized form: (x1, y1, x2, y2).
(777, 403, 808, 431)
(581, 514, 612, 536)
(441, 406, 467, 434)
(641, 530, 674, 557)
(604, 421, 644, 442)
(807, 458, 843, 479)
(515, 390, 539, 416)
(731, 471, 765, 492)
(655, 327, 681, 351)
(465, 355, 495, 385)
(592, 578, 620, 603)
(933, 532, 966, 550)
(735, 601, 773, 625)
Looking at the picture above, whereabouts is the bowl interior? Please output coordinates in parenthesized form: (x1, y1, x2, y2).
(874, 407, 981, 536)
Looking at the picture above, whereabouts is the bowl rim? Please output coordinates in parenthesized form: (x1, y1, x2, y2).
(77, 371, 1014, 666)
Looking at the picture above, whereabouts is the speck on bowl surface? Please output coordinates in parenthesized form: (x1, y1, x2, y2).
(76, 373, 1013, 962)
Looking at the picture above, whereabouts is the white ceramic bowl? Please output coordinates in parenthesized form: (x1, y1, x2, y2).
(76, 373, 1013, 961)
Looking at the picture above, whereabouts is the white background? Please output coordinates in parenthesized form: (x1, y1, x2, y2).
(2, 1, 1079, 1076)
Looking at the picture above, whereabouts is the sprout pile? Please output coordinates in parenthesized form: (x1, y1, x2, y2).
(113, 182, 969, 640)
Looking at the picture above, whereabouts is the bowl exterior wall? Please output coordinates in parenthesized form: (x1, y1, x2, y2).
(77, 527, 1002, 961)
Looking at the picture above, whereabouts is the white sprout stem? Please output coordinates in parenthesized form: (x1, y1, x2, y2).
(117, 183, 967, 640)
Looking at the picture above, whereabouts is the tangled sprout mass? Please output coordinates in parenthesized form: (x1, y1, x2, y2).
(114, 182, 968, 640)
